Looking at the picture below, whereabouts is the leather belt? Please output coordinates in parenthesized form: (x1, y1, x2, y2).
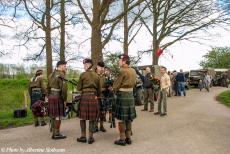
(51, 88, 61, 92)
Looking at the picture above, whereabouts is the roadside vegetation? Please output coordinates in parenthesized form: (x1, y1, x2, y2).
(218, 90, 230, 107)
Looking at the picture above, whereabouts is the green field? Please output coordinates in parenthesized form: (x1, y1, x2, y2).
(218, 90, 230, 107)
(0, 79, 34, 129)
(0, 78, 78, 129)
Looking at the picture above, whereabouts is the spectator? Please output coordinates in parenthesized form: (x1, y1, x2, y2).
(203, 72, 211, 92)
(175, 69, 186, 96)
(154, 66, 170, 116)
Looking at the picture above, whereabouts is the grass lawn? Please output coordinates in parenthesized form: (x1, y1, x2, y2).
(0, 79, 34, 129)
(218, 90, 230, 107)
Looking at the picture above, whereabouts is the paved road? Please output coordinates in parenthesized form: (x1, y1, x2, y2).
(1, 87, 230, 154)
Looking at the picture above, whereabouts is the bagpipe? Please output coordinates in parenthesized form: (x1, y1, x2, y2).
(64, 92, 81, 117)
(105, 78, 116, 128)
(31, 99, 48, 117)
(58, 77, 82, 118)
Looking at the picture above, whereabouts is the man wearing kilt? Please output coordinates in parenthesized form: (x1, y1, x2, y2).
(77, 58, 101, 144)
(95, 61, 107, 132)
(28, 69, 46, 127)
(113, 54, 137, 146)
(47, 60, 68, 140)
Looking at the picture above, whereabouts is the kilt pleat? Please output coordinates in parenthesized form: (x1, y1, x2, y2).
(114, 91, 136, 121)
(79, 93, 99, 121)
(48, 96, 64, 118)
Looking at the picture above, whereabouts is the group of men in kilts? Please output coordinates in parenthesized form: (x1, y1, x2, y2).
(28, 54, 137, 145)
(76, 54, 137, 145)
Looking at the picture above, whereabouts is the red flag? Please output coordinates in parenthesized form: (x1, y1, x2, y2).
(156, 48, 163, 57)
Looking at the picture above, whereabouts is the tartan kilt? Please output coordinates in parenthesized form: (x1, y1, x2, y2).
(48, 96, 64, 118)
(79, 92, 99, 121)
(114, 91, 136, 121)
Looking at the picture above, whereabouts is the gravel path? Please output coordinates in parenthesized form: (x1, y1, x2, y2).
(0, 87, 230, 154)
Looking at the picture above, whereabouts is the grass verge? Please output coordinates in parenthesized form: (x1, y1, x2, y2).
(217, 90, 230, 107)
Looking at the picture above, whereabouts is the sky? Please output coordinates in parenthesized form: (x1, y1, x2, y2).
(0, 10, 230, 72)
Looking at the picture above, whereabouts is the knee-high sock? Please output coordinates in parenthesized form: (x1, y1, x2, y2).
(118, 122, 126, 140)
(80, 120, 86, 137)
(53, 120, 61, 135)
(125, 121, 132, 139)
(89, 121, 95, 138)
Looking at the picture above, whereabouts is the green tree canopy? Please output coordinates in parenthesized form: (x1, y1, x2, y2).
(200, 47, 230, 68)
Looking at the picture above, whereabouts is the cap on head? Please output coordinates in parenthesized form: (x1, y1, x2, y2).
(35, 69, 43, 76)
(118, 54, 129, 61)
(97, 61, 105, 67)
(56, 60, 67, 67)
(83, 58, 93, 65)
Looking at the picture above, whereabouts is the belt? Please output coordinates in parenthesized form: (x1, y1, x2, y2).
(50, 91, 60, 97)
(32, 88, 41, 91)
(82, 88, 96, 92)
(119, 88, 133, 92)
(51, 88, 61, 92)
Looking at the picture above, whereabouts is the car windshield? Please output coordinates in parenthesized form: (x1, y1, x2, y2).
(190, 71, 200, 76)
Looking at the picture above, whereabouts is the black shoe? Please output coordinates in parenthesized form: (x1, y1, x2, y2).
(114, 139, 126, 146)
(52, 133, 67, 140)
(88, 137, 95, 144)
(125, 138, 132, 145)
(160, 113, 167, 116)
(149, 109, 154, 112)
(41, 121, 47, 126)
(34, 121, 39, 127)
(154, 112, 160, 115)
(77, 137, 87, 143)
(100, 127, 106, 132)
(93, 126, 99, 133)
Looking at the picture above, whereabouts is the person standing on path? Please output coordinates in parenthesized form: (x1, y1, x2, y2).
(77, 58, 101, 144)
(47, 61, 68, 140)
(203, 72, 211, 92)
(172, 71, 178, 96)
(141, 67, 154, 112)
(113, 54, 137, 146)
(95, 61, 107, 132)
(28, 69, 46, 127)
(175, 69, 186, 96)
(154, 66, 171, 116)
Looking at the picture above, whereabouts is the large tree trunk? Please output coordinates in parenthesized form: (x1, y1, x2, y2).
(60, 0, 65, 61)
(123, 0, 129, 55)
(91, 1, 102, 67)
(152, 0, 159, 65)
(45, 0, 53, 77)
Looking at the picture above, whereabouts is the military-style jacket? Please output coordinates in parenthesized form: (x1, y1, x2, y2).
(77, 69, 101, 96)
(113, 67, 137, 92)
(99, 74, 107, 91)
(47, 70, 68, 101)
(28, 75, 46, 96)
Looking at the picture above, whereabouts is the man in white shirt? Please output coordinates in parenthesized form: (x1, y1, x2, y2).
(154, 66, 171, 116)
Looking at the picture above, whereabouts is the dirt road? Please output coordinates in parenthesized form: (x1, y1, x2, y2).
(0, 87, 230, 154)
